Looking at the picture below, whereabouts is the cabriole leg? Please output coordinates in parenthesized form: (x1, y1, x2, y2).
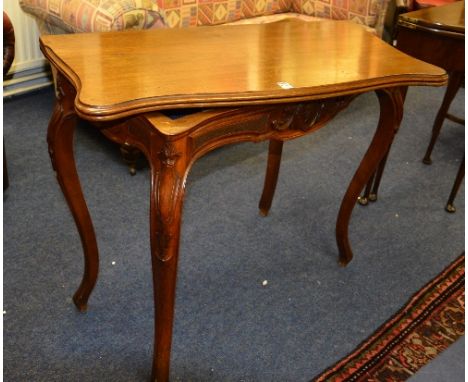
(47, 76, 99, 312)
(336, 88, 404, 265)
(148, 139, 189, 382)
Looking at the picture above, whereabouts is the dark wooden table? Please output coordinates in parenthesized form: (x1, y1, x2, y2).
(397, 1, 464, 164)
(40, 20, 446, 381)
(359, 1, 464, 207)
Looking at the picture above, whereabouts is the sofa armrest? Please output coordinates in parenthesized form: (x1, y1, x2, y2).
(291, 0, 390, 38)
(20, 0, 167, 33)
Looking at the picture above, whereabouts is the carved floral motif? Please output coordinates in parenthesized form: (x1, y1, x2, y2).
(268, 97, 353, 133)
(158, 142, 182, 167)
(152, 141, 183, 262)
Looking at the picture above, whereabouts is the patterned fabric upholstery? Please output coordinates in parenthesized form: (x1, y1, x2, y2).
(291, 0, 384, 28)
(161, 0, 291, 27)
(225, 12, 376, 33)
(19, 0, 166, 33)
(20, 0, 388, 35)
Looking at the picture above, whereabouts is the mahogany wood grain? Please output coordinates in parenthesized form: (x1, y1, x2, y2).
(40, 19, 446, 121)
(41, 20, 448, 381)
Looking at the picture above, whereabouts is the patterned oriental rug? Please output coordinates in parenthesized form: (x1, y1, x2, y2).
(313, 254, 465, 382)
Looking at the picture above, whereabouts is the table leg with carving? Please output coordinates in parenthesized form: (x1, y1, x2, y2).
(47, 77, 99, 312)
(337, 87, 404, 265)
(98, 114, 189, 382)
(148, 136, 189, 382)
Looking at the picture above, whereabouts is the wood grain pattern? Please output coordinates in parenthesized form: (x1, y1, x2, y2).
(40, 19, 447, 121)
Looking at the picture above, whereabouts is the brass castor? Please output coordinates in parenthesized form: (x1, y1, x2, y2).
(445, 203, 456, 213)
(357, 196, 369, 206)
(120, 144, 141, 176)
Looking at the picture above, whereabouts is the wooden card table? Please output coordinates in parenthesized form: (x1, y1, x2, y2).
(40, 20, 446, 381)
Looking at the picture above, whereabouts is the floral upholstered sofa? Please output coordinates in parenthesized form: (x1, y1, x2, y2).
(20, 0, 389, 38)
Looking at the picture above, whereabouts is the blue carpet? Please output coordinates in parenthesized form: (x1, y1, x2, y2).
(3, 84, 464, 381)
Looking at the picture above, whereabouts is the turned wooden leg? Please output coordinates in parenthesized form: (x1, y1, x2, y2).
(445, 157, 464, 213)
(357, 172, 375, 206)
(120, 143, 141, 175)
(47, 78, 99, 312)
(359, 87, 408, 205)
(336, 88, 404, 265)
(358, 140, 393, 205)
(148, 139, 188, 382)
(423, 72, 463, 165)
(368, 149, 391, 202)
(259, 139, 284, 216)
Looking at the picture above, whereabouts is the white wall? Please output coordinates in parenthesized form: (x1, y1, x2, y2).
(3, 1, 52, 96)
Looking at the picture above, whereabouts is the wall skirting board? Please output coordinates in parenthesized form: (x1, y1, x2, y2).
(3, 2, 53, 97)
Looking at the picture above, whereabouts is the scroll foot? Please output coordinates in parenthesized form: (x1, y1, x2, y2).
(72, 296, 88, 312)
(259, 208, 269, 217)
(338, 258, 351, 267)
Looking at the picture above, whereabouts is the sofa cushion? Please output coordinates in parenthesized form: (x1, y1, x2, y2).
(19, 0, 166, 33)
(225, 12, 376, 33)
(161, 0, 292, 27)
(291, 0, 384, 28)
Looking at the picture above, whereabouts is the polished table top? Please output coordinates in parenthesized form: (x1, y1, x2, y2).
(398, 1, 465, 35)
(40, 19, 446, 121)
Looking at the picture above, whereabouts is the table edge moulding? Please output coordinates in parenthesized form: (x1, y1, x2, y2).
(40, 20, 446, 121)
